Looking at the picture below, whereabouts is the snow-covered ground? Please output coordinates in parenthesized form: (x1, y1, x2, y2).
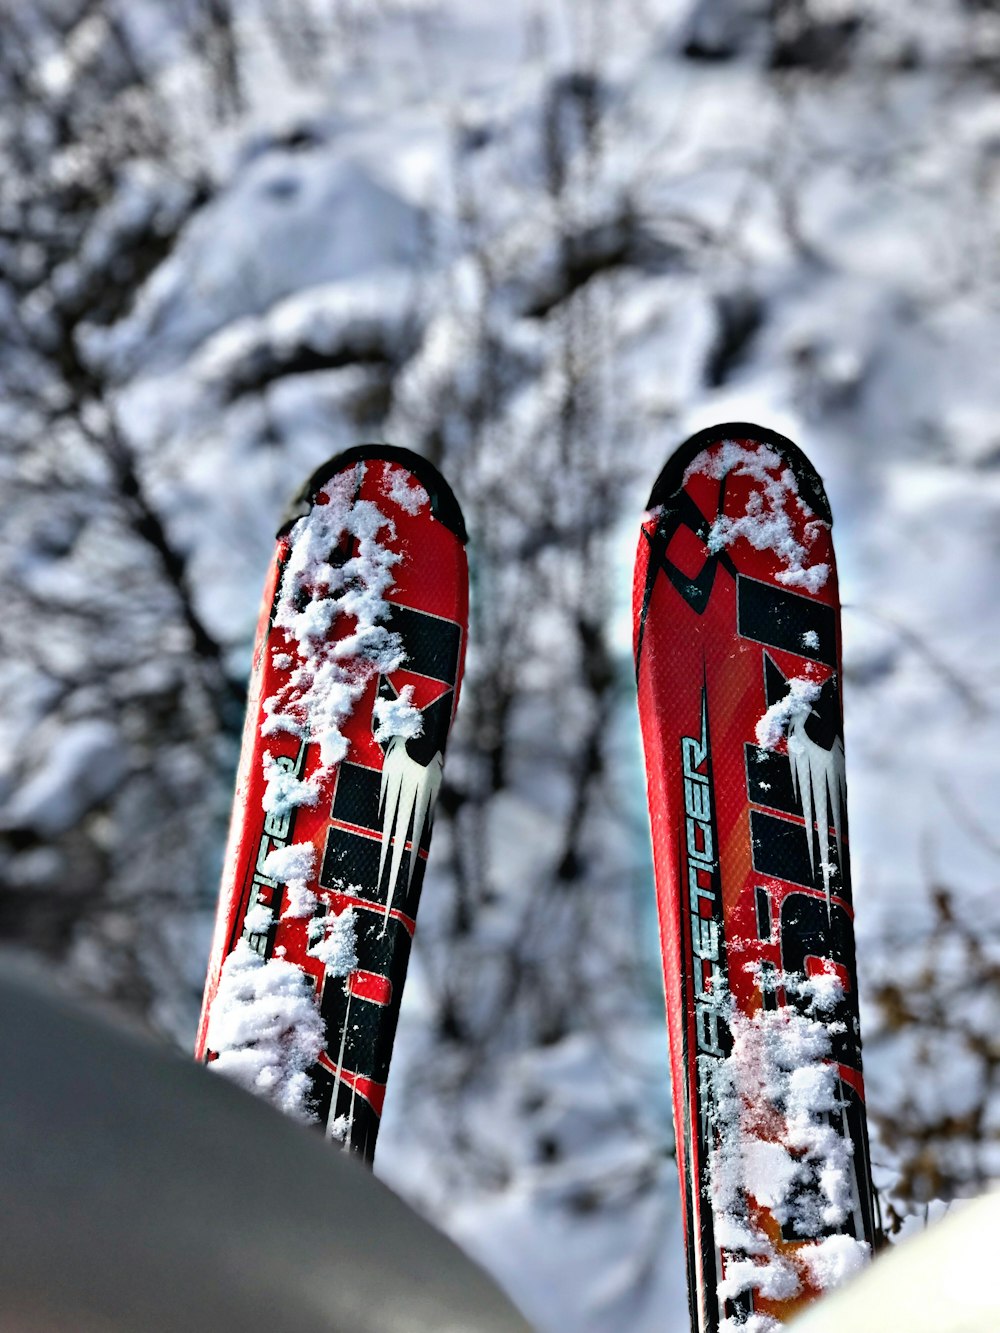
(3, 1, 1000, 1329)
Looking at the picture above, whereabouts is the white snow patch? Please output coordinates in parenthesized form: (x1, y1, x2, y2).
(755, 677, 821, 751)
(261, 840, 318, 919)
(740, 1138, 803, 1211)
(718, 1253, 800, 1304)
(328, 1114, 351, 1144)
(686, 442, 829, 592)
(308, 906, 359, 976)
(206, 940, 324, 1123)
(713, 1213, 774, 1258)
(798, 1233, 870, 1290)
(802, 629, 820, 650)
(261, 750, 320, 819)
(707, 974, 870, 1314)
(382, 461, 429, 515)
(243, 902, 273, 935)
(372, 685, 424, 743)
(261, 840, 315, 883)
(262, 462, 406, 773)
(795, 966, 847, 1012)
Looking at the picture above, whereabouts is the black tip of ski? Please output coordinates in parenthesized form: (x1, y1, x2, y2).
(646, 422, 833, 526)
(280, 444, 469, 544)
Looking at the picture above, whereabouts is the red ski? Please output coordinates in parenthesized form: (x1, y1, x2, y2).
(196, 445, 468, 1163)
(634, 424, 877, 1331)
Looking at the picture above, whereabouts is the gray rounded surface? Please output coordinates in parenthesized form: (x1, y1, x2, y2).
(0, 961, 534, 1333)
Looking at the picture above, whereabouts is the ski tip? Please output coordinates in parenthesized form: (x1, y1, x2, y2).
(279, 444, 469, 544)
(646, 422, 833, 526)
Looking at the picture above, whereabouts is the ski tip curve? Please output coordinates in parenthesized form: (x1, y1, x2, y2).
(279, 443, 469, 544)
(646, 421, 833, 526)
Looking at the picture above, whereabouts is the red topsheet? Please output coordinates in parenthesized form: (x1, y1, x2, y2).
(196, 449, 468, 1159)
(634, 425, 876, 1331)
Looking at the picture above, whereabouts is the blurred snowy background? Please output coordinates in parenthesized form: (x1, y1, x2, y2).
(2, 0, 999, 1328)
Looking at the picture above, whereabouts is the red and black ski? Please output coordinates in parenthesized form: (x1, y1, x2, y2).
(196, 445, 468, 1163)
(634, 424, 877, 1331)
